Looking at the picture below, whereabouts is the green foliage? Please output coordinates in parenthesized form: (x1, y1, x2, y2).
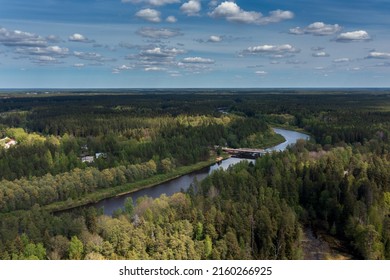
(0, 161, 163, 213)
(204, 235, 213, 258)
(1, 91, 390, 260)
(68, 236, 84, 260)
(384, 192, 390, 211)
(6, 128, 28, 142)
(124, 197, 134, 217)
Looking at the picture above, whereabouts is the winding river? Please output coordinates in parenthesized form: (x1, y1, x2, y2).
(94, 128, 310, 216)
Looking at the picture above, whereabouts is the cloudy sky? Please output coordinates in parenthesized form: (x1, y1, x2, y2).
(0, 0, 389, 88)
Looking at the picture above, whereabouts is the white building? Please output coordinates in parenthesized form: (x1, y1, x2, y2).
(1, 137, 17, 149)
(81, 156, 94, 163)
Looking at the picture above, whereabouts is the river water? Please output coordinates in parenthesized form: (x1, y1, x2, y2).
(94, 128, 310, 216)
(92, 128, 354, 259)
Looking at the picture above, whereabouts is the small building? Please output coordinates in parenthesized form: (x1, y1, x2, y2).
(5, 139, 17, 149)
(81, 152, 107, 163)
(81, 156, 94, 163)
(95, 152, 107, 159)
(0, 137, 17, 149)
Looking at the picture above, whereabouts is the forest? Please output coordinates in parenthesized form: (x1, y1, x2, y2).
(0, 89, 390, 259)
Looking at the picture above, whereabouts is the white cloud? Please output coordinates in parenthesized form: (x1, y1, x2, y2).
(245, 44, 300, 55)
(73, 51, 113, 62)
(209, 35, 222, 42)
(181, 0, 201, 16)
(1, 26, 70, 64)
(136, 27, 183, 39)
(209, 2, 260, 24)
(136, 9, 161, 23)
(262, 10, 294, 24)
(306, 22, 341, 35)
(178, 57, 215, 73)
(288, 27, 304, 35)
(122, 0, 179, 6)
(333, 58, 350, 63)
(366, 51, 390, 59)
(312, 51, 330, 57)
(68, 33, 94, 43)
(141, 47, 185, 57)
(73, 63, 85, 68)
(166, 16, 177, 23)
(126, 45, 186, 72)
(289, 22, 341, 36)
(118, 64, 132, 70)
(196, 35, 224, 43)
(69, 33, 85, 41)
(336, 30, 370, 42)
(209, 2, 293, 25)
(255, 70, 267, 75)
(116, 64, 133, 71)
(0, 27, 47, 47)
(35, 55, 57, 63)
(16, 46, 69, 57)
(74, 51, 101, 60)
(145, 66, 166, 71)
(181, 57, 215, 64)
(112, 64, 134, 73)
(45, 46, 69, 55)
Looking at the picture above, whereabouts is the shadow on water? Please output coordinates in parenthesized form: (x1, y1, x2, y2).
(93, 157, 253, 216)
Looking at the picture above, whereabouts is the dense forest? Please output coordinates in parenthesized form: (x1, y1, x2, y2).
(0, 90, 390, 259)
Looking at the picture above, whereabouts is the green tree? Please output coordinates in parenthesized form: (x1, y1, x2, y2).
(68, 236, 84, 260)
(124, 197, 134, 217)
(204, 235, 212, 259)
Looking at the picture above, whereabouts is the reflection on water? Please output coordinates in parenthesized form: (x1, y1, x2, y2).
(94, 128, 309, 215)
(267, 128, 310, 152)
(94, 157, 253, 215)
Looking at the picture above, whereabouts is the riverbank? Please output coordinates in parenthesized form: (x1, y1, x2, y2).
(45, 128, 288, 213)
(44, 154, 230, 213)
(242, 128, 286, 149)
(270, 124, 313, 136)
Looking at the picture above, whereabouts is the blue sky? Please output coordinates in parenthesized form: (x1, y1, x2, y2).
(0, 0, 389, 88)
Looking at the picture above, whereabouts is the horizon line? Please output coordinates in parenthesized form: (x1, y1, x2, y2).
(1, 87, 390, 91)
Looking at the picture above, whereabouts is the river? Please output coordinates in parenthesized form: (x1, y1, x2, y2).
(92, 127, 354, 259)
(94, 128, 310, 216)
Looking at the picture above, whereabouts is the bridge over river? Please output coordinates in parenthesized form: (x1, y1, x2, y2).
(94, 128, 310, 215)
(220, 147, 266, 159)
